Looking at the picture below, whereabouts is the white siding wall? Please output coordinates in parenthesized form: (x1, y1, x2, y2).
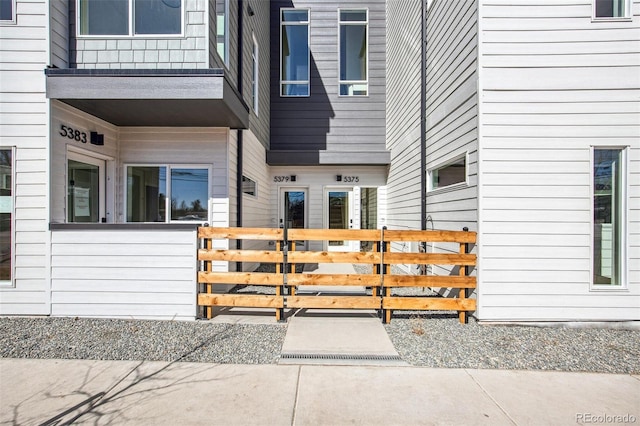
(240, 130, 272, 270)
(49, 1, 68, 69)
(478, 0, 640, 321)
(242, 131, 270, 228)
(0, 1, 50, 315)
(425, 0, 479, 234)
(228, 129, 237, 228)
(50, 229, 197, 320)
(385, 0, 423, 233)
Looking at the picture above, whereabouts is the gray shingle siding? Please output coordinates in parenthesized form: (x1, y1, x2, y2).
(70, 0, 209, 70)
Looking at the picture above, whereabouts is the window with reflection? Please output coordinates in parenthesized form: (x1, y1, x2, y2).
(339, 9, 368, 96)
(0, 148, 13, 282)
(593, 148, 625, 287)
(127, 165, 209, 222)
(0, 0, 14, 22)
(216, 0, 228, 64)
(429, 155, 467, 191)
(594, 0, 629, 18)
(78, 0, 182, 36)
(281, 9, 309, 96)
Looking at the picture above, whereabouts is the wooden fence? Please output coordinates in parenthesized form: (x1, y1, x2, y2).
(197, 227, 477, 324)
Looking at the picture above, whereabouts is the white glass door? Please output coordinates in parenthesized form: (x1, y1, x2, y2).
(67, 151, 105, 223)
(280, 188, 307, 250)
(326, 189, 355, 251)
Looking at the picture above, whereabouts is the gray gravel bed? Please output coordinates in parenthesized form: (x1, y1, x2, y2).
(2, 315, 638, 374)
(0, 317, 286, 364)
(385, 313, 640, 374)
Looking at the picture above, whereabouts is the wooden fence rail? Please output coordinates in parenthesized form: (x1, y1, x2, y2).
(197, 227, 477, 324)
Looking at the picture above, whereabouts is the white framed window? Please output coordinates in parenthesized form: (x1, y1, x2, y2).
(591, 147, 627, 290)
(0, 0, 15, 24)
(0, 147, 14, 286)
(280, 8, 310, 97)
(427, 153, 468, 192)
(77, 0, 184, 37)
(338, 9, 368, 96)
(242, 175, 257, 197)
(67, 150, 106, 223)
(216, 0, 229, 66)
(125, 164, 211, 223)
(252, 33, 259, 114)
(593, 0, 630, 20)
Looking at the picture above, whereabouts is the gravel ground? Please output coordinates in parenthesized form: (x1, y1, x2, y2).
(0, 317, 286, 364)
(385, 313, 640, 374)
(1, 316, 638, 374)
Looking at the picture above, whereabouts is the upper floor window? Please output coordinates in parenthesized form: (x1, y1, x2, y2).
(339, 9, 368, 96)
(594, 0, 630, 19)
(280, 8, 309, 97)
(216, 0, 228, 65)
(78, 0, 183, 37)
(0, 0, 15, 23)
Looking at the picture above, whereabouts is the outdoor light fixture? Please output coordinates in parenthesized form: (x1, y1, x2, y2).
(90, 131, 104, 146)
(336, 175, 342, 182)
(290, 175, 296, 181)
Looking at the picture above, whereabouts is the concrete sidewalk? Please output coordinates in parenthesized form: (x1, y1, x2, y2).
(1, 358, 638, 425)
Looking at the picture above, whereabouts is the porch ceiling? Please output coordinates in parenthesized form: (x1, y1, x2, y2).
(45, 69, 250, 128)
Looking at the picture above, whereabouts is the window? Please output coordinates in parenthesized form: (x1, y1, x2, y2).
(0, 148, 13, 283)
(126, 165, 209, 222)
(67, 151, 106, 223)
(280, 9, 309, 96)
(594, 0, 629, 19)
(78, 0, 182, 36)
(593, 148, 626, 288)
(216, 0, 228, 65)
(428, 155, 467, 191)
(0, 0, 14, 22)
(242, 175, 256, 197)
(252, 34, 259, 114)
(339, 9, 368, 96)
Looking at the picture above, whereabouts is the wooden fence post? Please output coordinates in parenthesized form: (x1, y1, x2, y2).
(275, 239, 282, 322)
(206, 237, 212, 319)
(458, 227, 469, 324)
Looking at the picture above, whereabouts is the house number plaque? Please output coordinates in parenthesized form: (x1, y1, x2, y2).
(59, 124, 88, 144)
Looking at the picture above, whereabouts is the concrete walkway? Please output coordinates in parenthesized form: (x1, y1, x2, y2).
(281, 262, 405, 365)
(1, 358, 638, 425)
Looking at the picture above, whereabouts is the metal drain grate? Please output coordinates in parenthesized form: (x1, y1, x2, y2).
(280, 353, 403, 361)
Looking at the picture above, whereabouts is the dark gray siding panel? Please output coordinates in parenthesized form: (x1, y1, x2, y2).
(268, 0, 388, 165)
